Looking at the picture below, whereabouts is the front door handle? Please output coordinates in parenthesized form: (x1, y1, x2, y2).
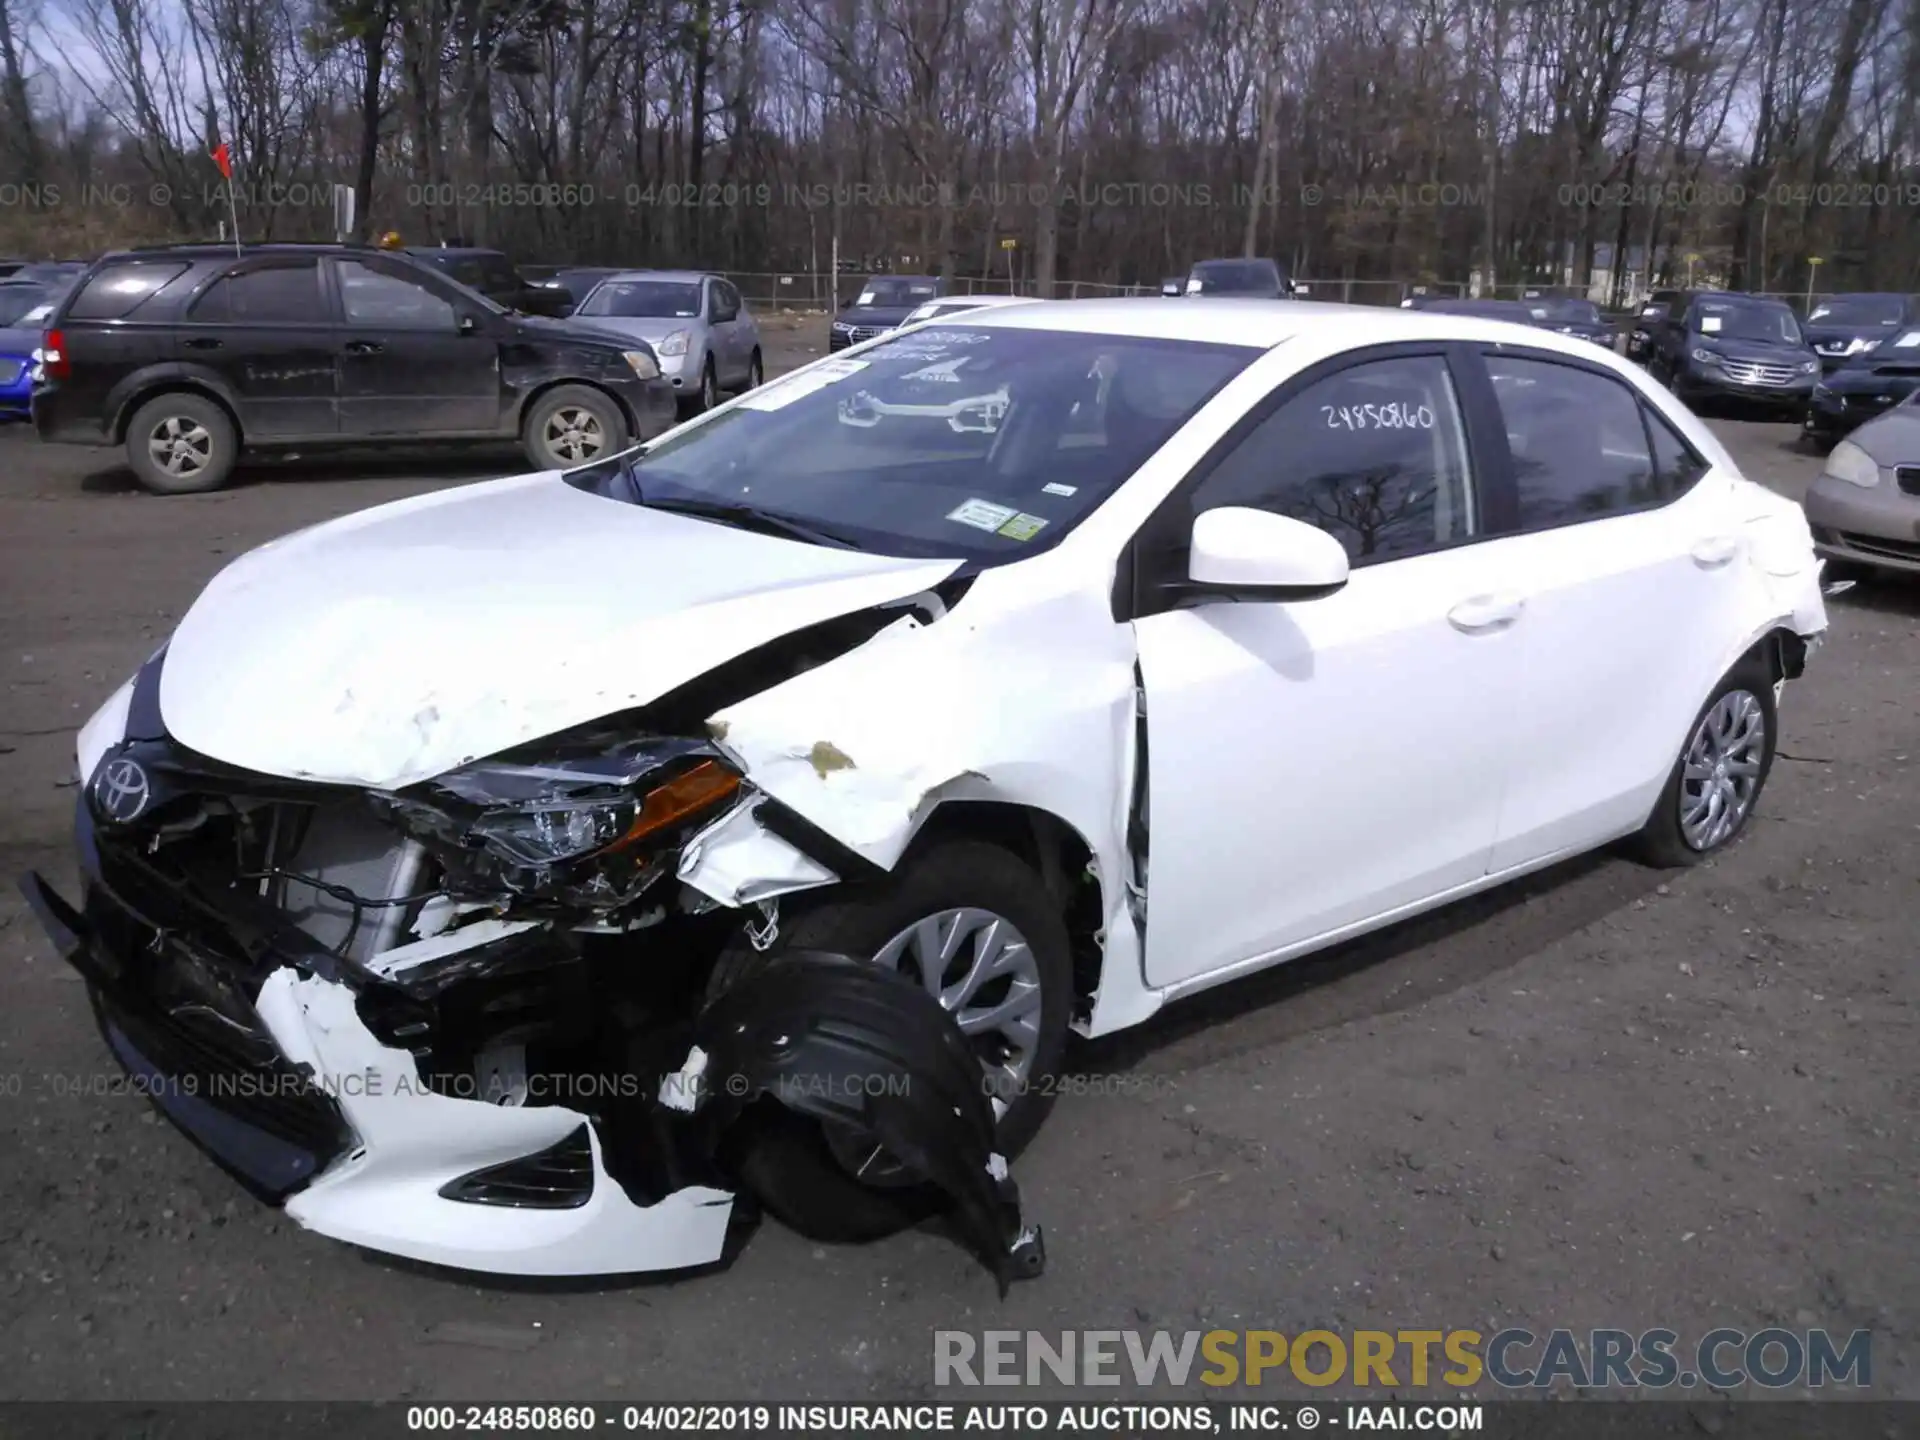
(1447, 593, 1525, 634)
(1691, 534, 1741, 568)
(183, 337, 222, 350)
(343, 340, 385, 355)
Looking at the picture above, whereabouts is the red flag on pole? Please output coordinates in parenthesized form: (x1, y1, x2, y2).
(211, 142, 232, 179)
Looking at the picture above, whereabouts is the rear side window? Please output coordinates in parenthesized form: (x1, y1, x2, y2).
(65, 261, 191, 320)
(188, 262, 325, 324)
(1644, 406, 1709, 497)
(1485, 354, 1659, 527)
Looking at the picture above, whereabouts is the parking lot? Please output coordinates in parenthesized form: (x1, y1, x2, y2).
(1, 317, 1915, 1401)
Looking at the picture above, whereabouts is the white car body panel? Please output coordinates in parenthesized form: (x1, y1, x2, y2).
(1133, 543, 1528, 986)
(50, 299, 1828, 1276)
(257, 969, 735, 1275)
(156, 470, 961, 790)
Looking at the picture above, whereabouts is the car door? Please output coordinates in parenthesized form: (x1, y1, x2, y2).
(1471, 347, 1753, 870)
(175, 257, 338, 440)
(329, 256, 500, 436)
(1128, 347, 1532, 989)
(706, 278, 746, 384)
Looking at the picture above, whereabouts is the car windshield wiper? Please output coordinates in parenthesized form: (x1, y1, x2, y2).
(635, 494, 865, 550)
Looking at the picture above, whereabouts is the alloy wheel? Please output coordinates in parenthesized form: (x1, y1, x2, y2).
(1678, 689, 1766, 851)
(148, 417, 212, 478)
(544, 406, 605, 464)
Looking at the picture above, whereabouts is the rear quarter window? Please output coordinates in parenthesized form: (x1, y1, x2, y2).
(65, 261, 192, 320)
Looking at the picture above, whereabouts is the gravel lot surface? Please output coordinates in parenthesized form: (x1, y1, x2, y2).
(1, 319, 1914, 1400)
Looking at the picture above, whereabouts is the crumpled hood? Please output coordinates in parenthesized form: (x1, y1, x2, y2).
(157, 472, 962, 790)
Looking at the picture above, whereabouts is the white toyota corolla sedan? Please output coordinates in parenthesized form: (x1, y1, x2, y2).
(22, 299, 1828, 1282)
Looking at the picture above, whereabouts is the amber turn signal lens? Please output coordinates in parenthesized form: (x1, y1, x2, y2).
(610, 761, 741, 850)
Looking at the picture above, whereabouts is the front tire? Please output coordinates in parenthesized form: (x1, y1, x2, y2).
(710, 840, 1073, 1241)
(521, 384, 627, 471)
(744, 349, 763, 390)
(124, 393, 237, 494)
(1631, 661, 1777, 868)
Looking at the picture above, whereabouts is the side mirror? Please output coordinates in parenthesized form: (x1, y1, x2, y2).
(1186, 507, 1349, 600)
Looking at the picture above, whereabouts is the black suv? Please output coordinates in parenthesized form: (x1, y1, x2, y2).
(402, 246, 573, 317)
(1642, 290, 1820, 415)
(33, 244, 677, 494)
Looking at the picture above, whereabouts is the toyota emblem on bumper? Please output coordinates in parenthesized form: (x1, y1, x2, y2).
(93, 756, 152, 824)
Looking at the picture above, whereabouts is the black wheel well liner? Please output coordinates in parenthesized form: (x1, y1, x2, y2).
(114, 382, 242, 446)
(1746, 626, 1810, 683)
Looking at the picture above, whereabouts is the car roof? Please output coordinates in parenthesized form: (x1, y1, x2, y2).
(600, 269, 712, 283)
(950, 296, 1593, 351)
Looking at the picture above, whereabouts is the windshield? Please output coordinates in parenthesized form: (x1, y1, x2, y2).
(1430, 299, 1532, 320)
(0, 283, 51, 327)
(1691, 300, 1802, 344)
(1807, 295, 1906, 328)
(567, 327, 1255, 561)
(1190, 261, 1281, 294)
(578, 280, 702, 319)
(855, 277, 940, 309)
(1541, 298, 1602, 325)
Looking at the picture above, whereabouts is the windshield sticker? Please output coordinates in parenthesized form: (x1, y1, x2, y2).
(1321, 400, 1435, 430)
(737, 358, 869, 411)
(1897, 332, 1920, 348)
(996, 512, 1049, 541)
(1699, 316, 1723, 333)
(1041, 482, 1078, 497)
(948, 498, 1019, 532)
(905, 359, 968, 383)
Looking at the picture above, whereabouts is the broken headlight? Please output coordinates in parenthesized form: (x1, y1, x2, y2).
(373, 734, 741, 904)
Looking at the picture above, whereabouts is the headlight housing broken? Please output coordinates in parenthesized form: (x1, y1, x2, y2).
(374, 733, 741, 903)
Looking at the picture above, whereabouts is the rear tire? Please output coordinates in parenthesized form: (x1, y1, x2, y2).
(744, 350, 763, 390)
(521, 384, 627, 471)
(1630, 660, 1777, 868)
(124, 393, 237, 494)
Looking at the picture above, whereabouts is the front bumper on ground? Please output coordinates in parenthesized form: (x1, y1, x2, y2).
(20, 853, 740, 1276)
(1804, 472, 1920, 574)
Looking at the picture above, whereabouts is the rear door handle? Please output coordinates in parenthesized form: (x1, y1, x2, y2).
(183, 337, 222, 350)
(1447, 593, 1525, 633)
(344, 340, 385, 355)
(1691, 534, 1741, 567)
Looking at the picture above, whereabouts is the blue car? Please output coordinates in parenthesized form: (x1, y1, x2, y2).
(0, 275, 77, 420)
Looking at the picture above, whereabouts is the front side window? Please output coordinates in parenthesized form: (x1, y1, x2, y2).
(1188, 354, 1477, 563)
(336, 260, 458, 331)
(1486, 354, 1658, 527)
(567, 327, 1256, 561)
(188, 262, 324, 324)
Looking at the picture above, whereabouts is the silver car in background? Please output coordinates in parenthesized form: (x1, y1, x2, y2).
(569, 270, 762, 413)
(902, 295, 1039, 323)
(1803, 387, 1920, 579)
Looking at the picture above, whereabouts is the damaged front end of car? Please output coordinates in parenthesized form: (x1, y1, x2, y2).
(18, 615, 1044, 1285)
